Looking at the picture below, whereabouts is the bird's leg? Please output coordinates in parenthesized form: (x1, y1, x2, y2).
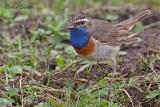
(111, 58, 116, 79)
(108, 58, 116, 96)
(84, 61, 99, 88)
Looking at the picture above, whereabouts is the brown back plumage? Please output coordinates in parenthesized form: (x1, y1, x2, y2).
(90, 10, 151, 45)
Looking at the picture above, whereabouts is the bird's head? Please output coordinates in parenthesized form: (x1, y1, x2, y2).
(67, 14, 92, 29)
(67, 14, 92, 49)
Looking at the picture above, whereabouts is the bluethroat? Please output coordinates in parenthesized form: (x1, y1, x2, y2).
(67, 10, 151, 84)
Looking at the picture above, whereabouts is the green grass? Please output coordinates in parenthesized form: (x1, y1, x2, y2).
(0, 0, 160, 106)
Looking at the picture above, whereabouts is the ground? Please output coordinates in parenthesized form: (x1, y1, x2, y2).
(0, 0, 160, 107)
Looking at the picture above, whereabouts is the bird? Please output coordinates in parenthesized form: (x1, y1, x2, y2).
(67, 10, 151, 86)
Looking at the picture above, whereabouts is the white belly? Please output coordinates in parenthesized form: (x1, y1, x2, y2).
(79, 40, 120, 61)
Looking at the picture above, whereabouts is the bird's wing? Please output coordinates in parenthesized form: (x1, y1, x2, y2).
(90, 19, 136, 46)
(90, 10, 150, 46)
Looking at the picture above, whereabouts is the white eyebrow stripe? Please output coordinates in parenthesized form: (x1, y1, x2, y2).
(75, 18, 89, 23)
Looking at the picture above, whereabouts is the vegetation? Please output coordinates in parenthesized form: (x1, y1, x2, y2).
(0, 0, 160, 106)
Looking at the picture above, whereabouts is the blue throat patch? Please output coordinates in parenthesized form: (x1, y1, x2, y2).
(70, 27, 90, 49)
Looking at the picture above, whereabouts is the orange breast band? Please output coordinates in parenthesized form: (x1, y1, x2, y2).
(74, 38, 95, 56)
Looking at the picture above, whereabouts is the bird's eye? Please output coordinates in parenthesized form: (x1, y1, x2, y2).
(81, 21, 85, 25)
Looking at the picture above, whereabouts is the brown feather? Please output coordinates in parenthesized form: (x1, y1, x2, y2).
(116, 10, 151, 30)
(89, 10, 150, 45)
(74, 38, 95, 56)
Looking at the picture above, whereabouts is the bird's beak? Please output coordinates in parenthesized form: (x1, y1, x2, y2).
(67, 23, 74, 29)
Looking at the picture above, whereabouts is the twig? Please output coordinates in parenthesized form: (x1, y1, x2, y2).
(74, 63, 90, 77)
(19, 75, 23, 107)
(116, 73, 128, 80)
(129, 86, 144, 93)
(74, 61, 105, 77)
(104, 73, 128, 81)
(144, 21, 160, 29)
(59, 77, 95, 84)
(117, 89, 134, 107)
(9, 41, 15, 50)
(51, 60, 78, 77)
(146, 82, 153, 91)
(32, 86, 66, 94)
(46, 93, 64, 102)
(149, 61, 157, 76)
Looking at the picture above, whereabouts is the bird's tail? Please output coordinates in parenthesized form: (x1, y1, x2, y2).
(116, 10, 151, 30)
